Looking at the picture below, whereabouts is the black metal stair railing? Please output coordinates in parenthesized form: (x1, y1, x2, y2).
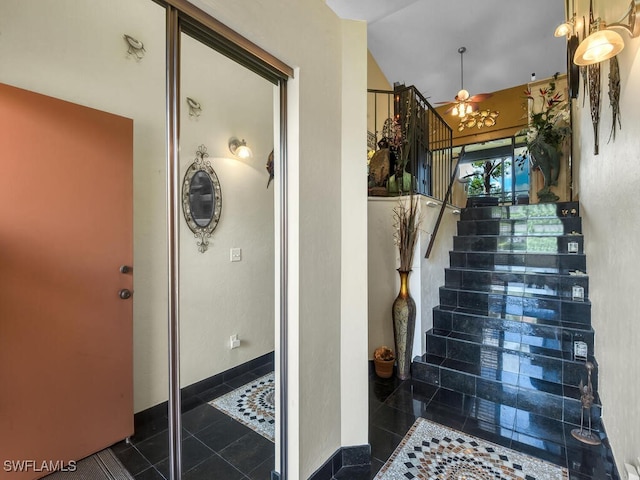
(367, 85, 453, 201)
(368, 85, 460, 260)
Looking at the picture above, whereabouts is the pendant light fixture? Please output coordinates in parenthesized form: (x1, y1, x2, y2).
(452, 47, 473, 118)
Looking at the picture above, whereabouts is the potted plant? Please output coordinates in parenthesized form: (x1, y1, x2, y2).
(373, 346, 395, 378)
(519, 73, 571, 202)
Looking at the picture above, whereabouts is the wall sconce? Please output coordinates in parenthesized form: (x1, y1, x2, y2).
(554, 14, 576, 37)
(554, 22, 573, 37)
(425, 200, 439, 208)
(186, 97, 202, 117)
(574, 0, 640, 66)
(228, 138, 253, 159)
(123, 34, 145, 60)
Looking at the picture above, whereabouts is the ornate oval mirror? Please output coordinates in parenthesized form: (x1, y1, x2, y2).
(182, 145, 222, 252)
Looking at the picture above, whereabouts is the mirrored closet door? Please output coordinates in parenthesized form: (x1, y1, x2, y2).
(176, 28, 277, 479)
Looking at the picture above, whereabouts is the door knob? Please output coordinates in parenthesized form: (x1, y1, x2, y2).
(120, 265, 133, 274)
(119, 289, 132, 300)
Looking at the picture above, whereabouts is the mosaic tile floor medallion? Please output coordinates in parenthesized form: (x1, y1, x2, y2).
(209, 373, 275, 442)
(374, 418, 569, 480)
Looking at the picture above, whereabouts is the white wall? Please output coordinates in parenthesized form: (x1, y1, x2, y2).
(572, 0, 640, 472)
(367, 196, 457, 357)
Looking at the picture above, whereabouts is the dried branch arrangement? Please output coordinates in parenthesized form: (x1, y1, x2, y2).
(393, 194, 422, 271)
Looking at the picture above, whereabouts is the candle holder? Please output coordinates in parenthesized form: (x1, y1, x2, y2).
(571, 361, 601, 445)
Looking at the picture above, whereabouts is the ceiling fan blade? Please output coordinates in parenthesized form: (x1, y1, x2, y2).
(468, 93, 493, 102)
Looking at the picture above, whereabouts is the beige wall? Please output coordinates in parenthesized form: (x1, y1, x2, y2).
(0, 0, 170, 411)
(368, 51, 392, 90)
(179, 34, 275, 388)
(367, 197, 457, 357)
(187, 1, 369, 477)
(0, 0, 277, 411)
(1, 1, 370, 478)
(340, 20, 369, 447)
(572, 0, 640, 474)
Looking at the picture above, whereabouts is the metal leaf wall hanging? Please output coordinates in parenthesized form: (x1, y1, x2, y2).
(581, 16, 589, 108)
(608, 56, 621, 143)
(587, 0, 601, 155)
(588, 64, 601, 155)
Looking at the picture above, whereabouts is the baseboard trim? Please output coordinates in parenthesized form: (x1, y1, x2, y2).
(133, 351, 274, 434)
(307, 444, 371, 480)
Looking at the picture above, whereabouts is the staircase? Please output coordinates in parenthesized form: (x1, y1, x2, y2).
(413, 201, 602, 428)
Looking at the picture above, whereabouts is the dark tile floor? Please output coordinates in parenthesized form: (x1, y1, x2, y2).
(113, 362, 619, 480)
(111, 363, 274, 480)
(342, 366, 619, 480)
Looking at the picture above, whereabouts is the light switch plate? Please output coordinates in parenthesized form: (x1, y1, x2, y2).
(230, 248, 242, 262)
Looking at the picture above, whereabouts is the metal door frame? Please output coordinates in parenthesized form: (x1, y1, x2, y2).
(162, 3, 293, 478)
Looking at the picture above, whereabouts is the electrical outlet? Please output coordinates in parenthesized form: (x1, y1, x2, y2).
(568, 241, 579, 254)
(229, 334, 241, 349)
(230, 248, 242, 262)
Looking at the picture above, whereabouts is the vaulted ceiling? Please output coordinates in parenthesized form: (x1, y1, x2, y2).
(327, 0, 568, 104)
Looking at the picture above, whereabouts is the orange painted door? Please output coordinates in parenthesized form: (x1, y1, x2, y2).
(0, 83, 133, 480)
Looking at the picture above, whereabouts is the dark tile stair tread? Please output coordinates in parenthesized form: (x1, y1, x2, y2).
(433, 305, 593, 333)
(460, 201, 579, 219)
(418, 348, 598, 393)
(427, 201, 604, 442)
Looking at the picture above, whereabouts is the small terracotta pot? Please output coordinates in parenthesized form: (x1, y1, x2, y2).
(374, 358, 395, 378)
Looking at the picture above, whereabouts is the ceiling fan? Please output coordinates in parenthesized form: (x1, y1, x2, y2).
(437, 46, 492, 117)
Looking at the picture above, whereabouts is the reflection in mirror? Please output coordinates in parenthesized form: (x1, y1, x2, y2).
(179, 29, 276, 478)
(182, 144, 222, 252)
(189, 171, 215, 227)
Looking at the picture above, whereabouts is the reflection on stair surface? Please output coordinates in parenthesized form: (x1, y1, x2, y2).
(410, 201, 618, 479)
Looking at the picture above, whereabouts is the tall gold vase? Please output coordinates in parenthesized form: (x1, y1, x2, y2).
(392, 270, 416, 380)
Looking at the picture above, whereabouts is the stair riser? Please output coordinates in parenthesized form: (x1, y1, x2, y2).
(425, 333, 597, 390)
(453, 235, 584, 254)
(445, 269, 589, 300)
(457, 217, 582, 237)
(427, 201, 603, 431)
(460, 201, 580, 221)
(412, 362, 601, 429)
(433, 308, 595, 356)
(450, 252, 587, 275)
(439, 288, 591, 326)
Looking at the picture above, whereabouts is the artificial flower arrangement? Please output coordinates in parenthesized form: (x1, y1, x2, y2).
(519, 73, 571, 202)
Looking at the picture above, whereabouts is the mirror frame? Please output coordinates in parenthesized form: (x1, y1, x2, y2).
(181, 144, 222, 253)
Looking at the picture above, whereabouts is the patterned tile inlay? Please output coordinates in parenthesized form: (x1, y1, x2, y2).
(209, 373, 275, 442)
(374, 418, 568, 480)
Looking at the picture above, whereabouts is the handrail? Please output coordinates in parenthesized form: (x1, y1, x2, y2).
(425, 146, 465, 259)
